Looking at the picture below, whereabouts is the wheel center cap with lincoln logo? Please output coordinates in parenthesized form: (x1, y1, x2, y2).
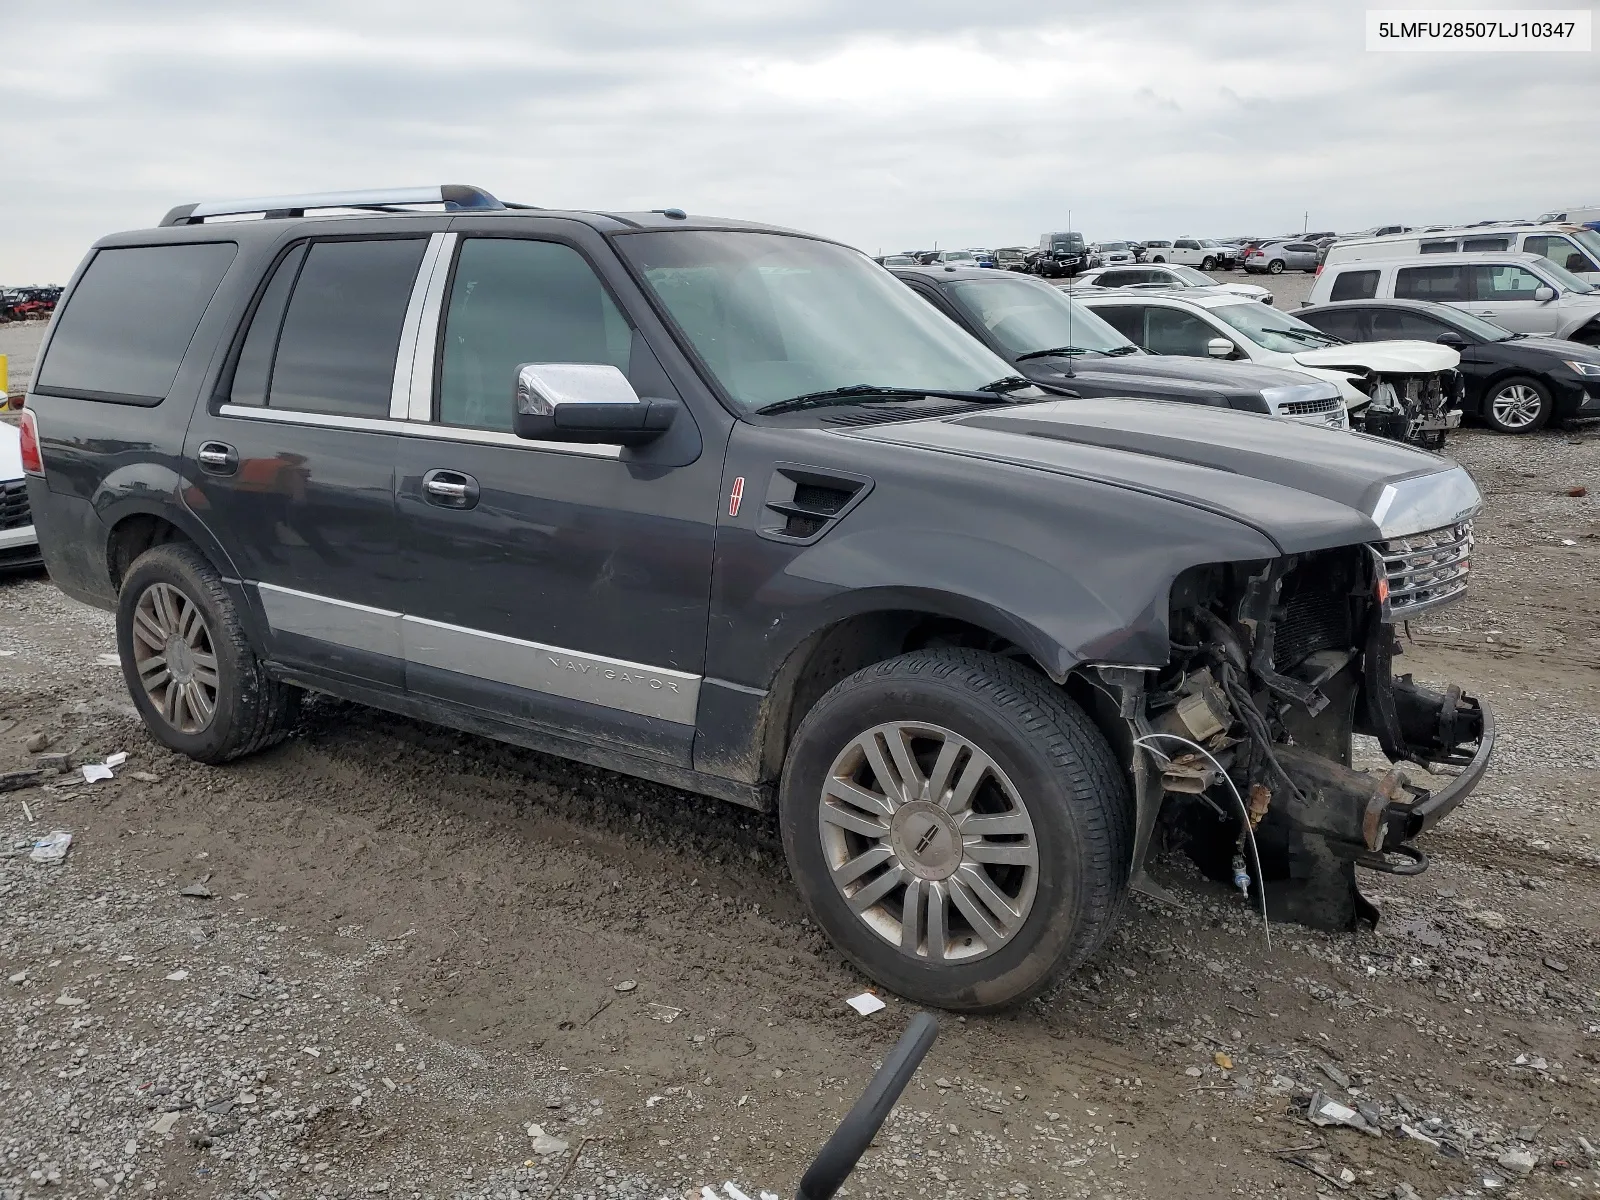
(166, 637, 196, 683)
(890, 802, 962, 881)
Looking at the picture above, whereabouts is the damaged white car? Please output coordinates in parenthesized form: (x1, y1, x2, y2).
(1082, 289, 1465, 448)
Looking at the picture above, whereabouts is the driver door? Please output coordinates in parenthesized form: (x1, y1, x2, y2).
(1467, 263, 1556, 334)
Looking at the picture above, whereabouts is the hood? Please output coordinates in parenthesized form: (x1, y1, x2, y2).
(1291, 339, 1460, 374)
(1068, 354, 1317, 390)
(0, 420, 21, 481)
(1509, 334, 1600, 361)
(841, 398, 1478, 554)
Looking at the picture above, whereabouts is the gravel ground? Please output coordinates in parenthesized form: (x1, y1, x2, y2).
(2, 310, 1598, 1200)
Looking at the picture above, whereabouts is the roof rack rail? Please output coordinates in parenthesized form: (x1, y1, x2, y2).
(159, 184, 506, 227)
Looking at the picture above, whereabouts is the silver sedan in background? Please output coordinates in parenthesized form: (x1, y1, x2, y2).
(1245, 239, 1321, 274)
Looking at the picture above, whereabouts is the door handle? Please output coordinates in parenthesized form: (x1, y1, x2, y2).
(422, 469, 480, 509)
(196, 441, 238, 476)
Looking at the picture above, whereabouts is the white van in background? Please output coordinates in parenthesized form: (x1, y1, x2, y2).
(1309, 252, 1600, 344)
(1537, 205, 1600, 228)
(1323, 224, 1600, 284)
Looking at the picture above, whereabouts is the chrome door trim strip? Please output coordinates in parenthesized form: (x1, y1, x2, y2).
(390, 233, 451, 420)
(407, 232, 457, 421)
(255, 582, 404, 660)
(215, 404, 622, 459)
(402, 613, 701, 724)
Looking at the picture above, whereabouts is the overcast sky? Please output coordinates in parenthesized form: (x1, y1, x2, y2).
(3, 0, 1596, 281)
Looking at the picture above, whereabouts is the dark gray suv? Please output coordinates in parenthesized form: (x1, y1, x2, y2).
(20, 185, 1494, 1011)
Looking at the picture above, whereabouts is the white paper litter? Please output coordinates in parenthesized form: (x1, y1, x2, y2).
(28, 831, 73, 864)
(81, 764, 114, 783)
(723, 1183, 755, 1200)
(525, 1123, 568, 1155)
(1561, 539, 1578, 547)
(647, 1002, 683, 1023)
(846, 992, 886, 1016)
(106, 752, 128, 767)
(164, 970, 189, 981)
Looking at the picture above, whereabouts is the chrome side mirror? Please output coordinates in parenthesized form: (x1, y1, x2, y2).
(1206, 337, 1235, 358)
(512, 363, 679, 446)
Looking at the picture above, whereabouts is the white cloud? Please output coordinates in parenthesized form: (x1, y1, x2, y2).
(1, 0, 1595, 280)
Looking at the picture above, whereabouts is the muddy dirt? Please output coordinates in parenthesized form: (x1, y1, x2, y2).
(2, 319, 1598, 1199)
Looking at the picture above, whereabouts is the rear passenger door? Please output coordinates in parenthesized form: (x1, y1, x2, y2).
(185, 227, 444, 688)
(389, 224, 723, 767)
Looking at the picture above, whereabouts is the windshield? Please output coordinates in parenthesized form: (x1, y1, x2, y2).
(1100, 242, 1129, 251)
(944, 275, 1137, 356)
(1048, 234, 1085, 250)
(1172, 265, 1213, 286)
(1535, 257, 1596, 294)
(1572, 229, 1600, 263)
(942, 250, 977, 262)
(621, 231, 1018, 411)
(1209, 301, 1339, 352)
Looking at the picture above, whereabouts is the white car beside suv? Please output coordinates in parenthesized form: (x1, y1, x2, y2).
(1079, 288, 1464, 444)
(1310, 251, 1600, 344)
(1069, 263, 1273, 303)
(1, 419, 41, 570)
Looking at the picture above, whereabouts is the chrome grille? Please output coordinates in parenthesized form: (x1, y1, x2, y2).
(1379, 520, 1473, 615)
(1280, 394, 1341, 417)
(0, 480, 30, 532)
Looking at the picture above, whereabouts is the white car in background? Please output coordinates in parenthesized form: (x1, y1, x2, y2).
(1091, 241, 1137, 266)
(1068, 263, 1274, 303)
(1, 419, 41, 571)
(1078, 288, 1463, 442)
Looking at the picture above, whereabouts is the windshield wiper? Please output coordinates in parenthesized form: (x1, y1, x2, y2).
(1273, 326, 1343, 346)
(1103, 345, 1141, 356)
(1014, 346, 1091, 362)
(754, 381, 1023, 416)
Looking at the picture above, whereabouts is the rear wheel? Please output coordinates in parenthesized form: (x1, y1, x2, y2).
(779, 649, 1131, 1012)
(1484, 376, 1552, 433)
(117, 543, 299, 764)
(1267, 259, 1285, 275)
(1150, 255, 1165, 263)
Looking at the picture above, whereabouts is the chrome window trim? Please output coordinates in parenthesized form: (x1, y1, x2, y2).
(407, 232, 457, 421)
(215, 403, 622, 459)
(389, 233, 452, 420)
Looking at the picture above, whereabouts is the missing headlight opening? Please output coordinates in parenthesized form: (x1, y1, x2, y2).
(1099, 539, 1494, 935)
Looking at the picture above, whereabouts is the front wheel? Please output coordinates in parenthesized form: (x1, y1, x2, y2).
(1267, 259, 1285, 275)
(1201, 256, 1216, 271)
(779, 650, 1132, 1012)
(117, 543, 300, 764)
(1484, 376, 1552, 433)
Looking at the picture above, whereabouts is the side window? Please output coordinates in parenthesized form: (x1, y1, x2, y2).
(1145, 307, 1217, 356)
(1175, 239, 1199, 250)
(1526, 235, 1596, 273)
(1303, 309, 1367, 341)
(1470, 264, 1545, 300)
(438, 239, 632, 432)
(1093, 305, 1144, 343)
(1419, 240, 1459, 254)
(1098, 270, 1136, 287)
(266, 239, 429, 417)
(36, 243, 237, 404)
(1394, 265, 1466, 302)
(229, 244, 307, 407)
(1329, 269, 1380, 301)
(1461, 236, 1511, 252)
(1370, 310, 1449, 340)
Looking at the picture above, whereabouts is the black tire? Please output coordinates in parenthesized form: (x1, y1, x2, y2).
(1201, 256, 1216, 271)
(1150, 255, 1165, 263)
(1267, 259, 1285, 275)
(116, 543, 299, 764)
(779, 649, 1132, 1012)
(1483, 375, 1552, 434)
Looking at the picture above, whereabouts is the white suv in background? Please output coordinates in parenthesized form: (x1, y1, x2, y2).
(1324, 224, 1600, 284)
(1310, 252, 1600, 344)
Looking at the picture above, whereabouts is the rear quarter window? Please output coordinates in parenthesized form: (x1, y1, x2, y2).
(1394, 265, 1466, 303)
(1329, 269, 1380, 301)
(36, 242, 237, 404)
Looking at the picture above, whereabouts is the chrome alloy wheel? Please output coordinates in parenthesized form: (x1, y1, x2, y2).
(1490, 382, 1544, 430)
(131, 582, 219, 734)
(818, 722, 1039, 963)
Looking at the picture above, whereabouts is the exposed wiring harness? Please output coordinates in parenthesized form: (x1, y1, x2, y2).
(1134, 732, 1271, 951)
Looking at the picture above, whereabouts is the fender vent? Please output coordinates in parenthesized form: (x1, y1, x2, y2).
(757, 463, 873, 545)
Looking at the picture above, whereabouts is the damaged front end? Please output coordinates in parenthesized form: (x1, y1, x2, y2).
(1098, 516, 1493, 931)
(1351, 368, 1465, 451)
